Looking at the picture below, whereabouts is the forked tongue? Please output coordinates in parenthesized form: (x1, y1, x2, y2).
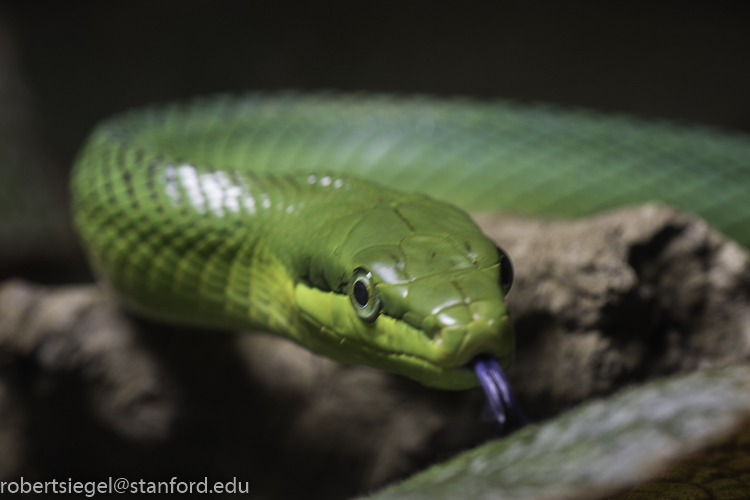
(472, 355, 528, 431)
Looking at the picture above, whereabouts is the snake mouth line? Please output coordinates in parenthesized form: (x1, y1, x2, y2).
(295, 276, 512, 389)
(309, 328, 481, 390)
(329, 324, 512, 372)
(358, 312, 515, 371)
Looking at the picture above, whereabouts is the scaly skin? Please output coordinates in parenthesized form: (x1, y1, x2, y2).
(72, 92, 750, 390)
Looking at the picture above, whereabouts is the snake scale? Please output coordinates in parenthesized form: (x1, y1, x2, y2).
(71, 92, 750, 426)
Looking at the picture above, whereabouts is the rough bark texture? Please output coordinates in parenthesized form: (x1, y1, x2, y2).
(0, 280, 492, 495)
(476, 204, 750, 418)
(1, 204, 749, 498)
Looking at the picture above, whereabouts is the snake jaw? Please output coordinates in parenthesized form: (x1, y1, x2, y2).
(293, 280, 514, 389)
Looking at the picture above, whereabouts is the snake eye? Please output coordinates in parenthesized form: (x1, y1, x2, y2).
(349, 268, 381, 322)
(497, 246, 514, 296)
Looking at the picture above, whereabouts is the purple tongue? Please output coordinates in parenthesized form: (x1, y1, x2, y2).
(472, 356, 528, 429)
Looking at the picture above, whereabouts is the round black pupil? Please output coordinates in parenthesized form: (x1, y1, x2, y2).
(500, 255, 513, 290)
(353, 280, 369, 307)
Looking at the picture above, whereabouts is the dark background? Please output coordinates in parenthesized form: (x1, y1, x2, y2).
(0, 2, 749, 496)
(2, 1, 750, 176)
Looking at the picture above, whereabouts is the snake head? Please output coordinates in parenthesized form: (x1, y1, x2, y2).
(296, 197, 515, 390)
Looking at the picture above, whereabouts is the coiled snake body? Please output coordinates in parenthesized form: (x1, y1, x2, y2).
(71, 93, 750, 424)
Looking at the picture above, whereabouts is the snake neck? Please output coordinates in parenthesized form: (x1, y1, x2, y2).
(72, 143, 413, 337)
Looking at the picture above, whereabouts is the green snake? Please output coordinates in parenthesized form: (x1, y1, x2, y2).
(71, 92, 750, 423)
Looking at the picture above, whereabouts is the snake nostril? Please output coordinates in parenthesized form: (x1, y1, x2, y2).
(421, 315, 441, 338)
